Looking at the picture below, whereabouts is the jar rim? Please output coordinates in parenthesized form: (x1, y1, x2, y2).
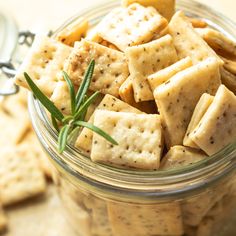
(29, 0, 236, 199)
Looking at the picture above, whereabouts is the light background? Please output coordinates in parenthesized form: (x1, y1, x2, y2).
(0, 0, 235, 32)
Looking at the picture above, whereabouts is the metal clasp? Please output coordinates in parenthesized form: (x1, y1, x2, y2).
(0, 31, 35, 96)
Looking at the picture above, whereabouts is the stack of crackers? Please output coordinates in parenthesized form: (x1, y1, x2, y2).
(13, 0, 236, 172)
(0, 89, 53, 233)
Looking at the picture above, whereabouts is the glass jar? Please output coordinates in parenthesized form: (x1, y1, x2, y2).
(28, 0, 236, 235)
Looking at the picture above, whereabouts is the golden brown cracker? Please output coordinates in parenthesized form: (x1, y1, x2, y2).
(64, 40, 129, 97)
(55, 18, 89, 46)
(121, 0, 175, 21)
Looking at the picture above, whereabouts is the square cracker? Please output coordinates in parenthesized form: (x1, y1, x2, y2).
(91, 110, 163, 170)
(85, 197, 113, 236)
(75, 94, 142, 154)
(0, 96, 31, 146)
(64, 39, 129, 97)
(55, 17, 89, 46)
(154, 57, 221, 148)
(86, 26, 120, 51)
(126, 34, 178, 102)
(119, 76, 158, 113)
(121, 0, 175, 21)
(196, 28, 236, 57)
(189, 85, 236, 155)
(97, 3, 168, 51)
(0, 146, 46, 206)
(23, 129, 54, 179)
(50, 81, 71, 115)
(148, 56, 192, 91)
(220, 67, 236, 94)
(108, 201, 183, 236)
(183, 93, 214, 148)
(182, 183, 228, 226)
(50, 81, 104, 117)
(196, 217, 214, 236)
(119, 76, 134, 105)
(160, 145, 206, 170)
(168, 11, 223, 65)
(14, 35, 72, 97)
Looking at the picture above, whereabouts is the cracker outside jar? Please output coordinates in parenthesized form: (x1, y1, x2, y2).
(24, 0, 236, 236)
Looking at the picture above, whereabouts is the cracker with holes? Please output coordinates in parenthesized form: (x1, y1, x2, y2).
(168, 11, 222, 65)
(50, 81, 71, 115)
(86, 26, 120, 50)
(154, 57, 221, 148)
(183, 93, 214, 148)
(96, 3, 168, 51)
(188, 85, 236, 155)
(23, 129, 54, 178)
(2, 87, 28, 108)
(75, 94, 142, 154)
(91, 110, 163, 170)
(55, 17, 89, 46)
(126, 35, 178, 102)
(0, 99, 30, 146)
(160, 146, 206, 170)
(121, 0, 175, 21)
(0, 146, 46, 206)
(108, 201, 183, 235)
(182, 185, 227, 226)
(64, 40, 129, 97)
(119, 77, 157, 113)
(90, 199, 113, 236)
(220, 67, 236, 94)
(84, 92, 105, 121)
(14, 35, 72, 96)
(50, 82, 104, 116)
(148, 57, 192, 91)
(196, 217, 214, 236)
(196, 28, 236, 57)
(119, 77, 134, 105)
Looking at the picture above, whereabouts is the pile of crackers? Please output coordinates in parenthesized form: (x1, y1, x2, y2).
(14, 0, 236, 171)
(0, 89, 53, 233)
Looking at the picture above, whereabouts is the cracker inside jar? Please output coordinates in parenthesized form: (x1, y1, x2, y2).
(13, 1, 236, 173)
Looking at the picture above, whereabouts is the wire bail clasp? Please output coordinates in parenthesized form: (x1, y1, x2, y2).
(0, 31, 35, 96)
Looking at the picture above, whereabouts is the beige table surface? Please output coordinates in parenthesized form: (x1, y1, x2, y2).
(0, 0, 235, 236)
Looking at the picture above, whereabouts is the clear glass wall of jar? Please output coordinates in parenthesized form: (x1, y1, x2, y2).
(28, 1, 236, 235)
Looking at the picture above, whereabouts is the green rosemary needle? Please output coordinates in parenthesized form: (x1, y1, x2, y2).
(24, 59, 118, 153)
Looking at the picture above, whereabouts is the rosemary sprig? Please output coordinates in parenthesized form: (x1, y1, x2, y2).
(24, 60, 118, 153)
